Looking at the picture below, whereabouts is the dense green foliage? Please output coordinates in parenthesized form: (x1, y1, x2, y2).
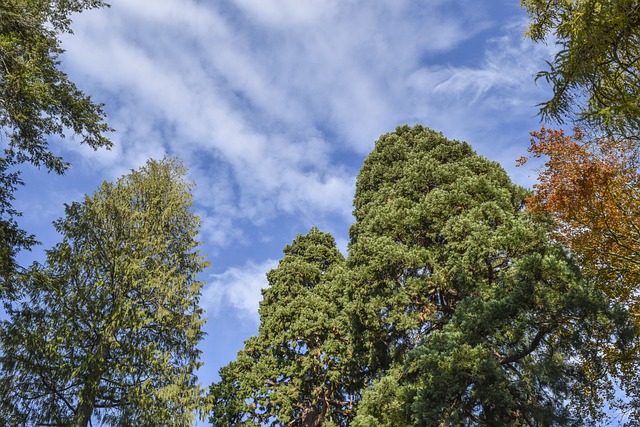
(522, 0, 640, 138)
(0, 0, 111, 171)
(210, 228, 361, 426)
(346, 125, 625, 425)
(0, 0, 634, 424)
(0, 0, 112, 297)
(209, 125, 631, 426)
(0, 159, 208, 426)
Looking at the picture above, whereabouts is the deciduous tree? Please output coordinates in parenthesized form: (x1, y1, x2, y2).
(0, 158, 35, 297)
(521, 0, 640, 138)
(519, 127, 640, 319)
(0, 158, 208, 427)
(0, 0, 112, 296)
(0, 0, 112, 171)
(520, 126, 640, 424)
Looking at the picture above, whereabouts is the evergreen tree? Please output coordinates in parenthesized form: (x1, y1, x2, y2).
(347, 125, 628, 425)
(210, 228, 360, 427)
(0, 158, 208, 426)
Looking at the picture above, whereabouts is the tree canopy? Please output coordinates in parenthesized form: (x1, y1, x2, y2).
(0, 0, 112, 172)
(0, 0, 635, 423)
(519, 127, 640, 423)
(519, 127, 640, 319)
(0, 158, 208, 426)
(210, 228, 361, 427)
(521, 2, 640, 420)
(347, 125, 627, 425)
(208, 125, 632, 426)
(521, 0, 640, 138)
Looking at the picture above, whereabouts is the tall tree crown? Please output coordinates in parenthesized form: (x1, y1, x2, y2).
(210, 228, 359, 427)
(0, 158, 208, 427)
(348, 125, 624, 425)
(348, 125, 536, 366)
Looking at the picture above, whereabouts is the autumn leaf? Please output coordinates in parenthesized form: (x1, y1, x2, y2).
(519, 126, 640, 321)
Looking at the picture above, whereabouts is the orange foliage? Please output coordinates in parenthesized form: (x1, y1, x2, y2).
(519, 127, 640, 320)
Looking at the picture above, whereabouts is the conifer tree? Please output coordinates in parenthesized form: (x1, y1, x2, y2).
(210, 228, 360, 427)
(0, 158, 208, 426)
(348, 125, 628, 425)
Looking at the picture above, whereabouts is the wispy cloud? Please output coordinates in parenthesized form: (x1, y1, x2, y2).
(56, 0, 504, 249)
(202, 259, 278, 324)
(48, 0, 558, 260)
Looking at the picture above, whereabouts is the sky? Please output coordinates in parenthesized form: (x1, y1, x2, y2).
(14, 0, 559, 395)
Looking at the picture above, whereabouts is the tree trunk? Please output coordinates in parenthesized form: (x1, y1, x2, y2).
(73, 375, 99, 427)
(301, 404, 321, 427)
(73, 343, 107, 427)
(73, 394, 95, 427)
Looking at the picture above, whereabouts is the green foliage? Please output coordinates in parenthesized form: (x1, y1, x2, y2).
(209, 228, 360, 427)
(350, 367, 409, 427)
(208, 125, 630, 425)
(348, 125, 532, 370)
(0, 0, 112, 171)
(521, 0, 640, 138)
(0, 158, 208, 426)
(347, 125, 627, 425)
(0, 157, 36, 297)
(0, 0, 112, 298)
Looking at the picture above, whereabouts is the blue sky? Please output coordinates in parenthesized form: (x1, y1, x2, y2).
(14, 0, 557, 392)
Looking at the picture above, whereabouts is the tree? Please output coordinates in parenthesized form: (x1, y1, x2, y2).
(520, 2, 640, 418)
(519, 127, 640, 318)
(521, 0, 640, 138)
(347, 125, 627, 425)
(0, 0, 112, 296)
(0, 158, 208, 426)
(0, 0, 112, 171)
(519, 126, 640, 424)
(209, 228, 361, 427)
(0, 157, 35, 297)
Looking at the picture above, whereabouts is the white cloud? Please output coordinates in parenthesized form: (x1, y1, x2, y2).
(231, 0, 341, 26)
(54, 0, 551, 250)
(408, 27, 549, 105)
(202, 259, 278, 324)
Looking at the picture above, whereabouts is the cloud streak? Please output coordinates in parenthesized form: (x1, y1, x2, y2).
(203, 259, 278, 324)
(57, 1, 512, 248)
(5, 0, 563, 370)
